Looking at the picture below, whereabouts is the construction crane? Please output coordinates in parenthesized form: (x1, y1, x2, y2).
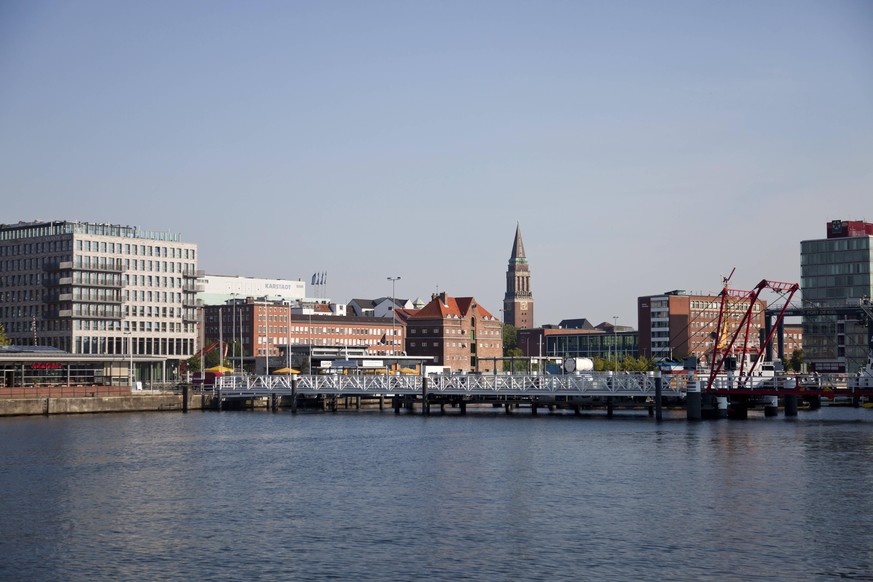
(706, 274, 799, 391)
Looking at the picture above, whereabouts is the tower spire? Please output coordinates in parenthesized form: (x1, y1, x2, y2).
(504, 223, 533, 328)
(510, 223, 527, 263)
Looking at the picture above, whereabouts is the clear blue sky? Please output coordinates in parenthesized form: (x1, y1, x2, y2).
(2, 1, 871, 326)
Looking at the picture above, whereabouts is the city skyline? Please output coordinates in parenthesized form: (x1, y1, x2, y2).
(2, 1, 871, 326)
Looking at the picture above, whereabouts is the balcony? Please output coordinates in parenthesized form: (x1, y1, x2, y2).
(74, 311, 122, 320)
(74, 297, 123, 305)
(43, 309, 73, 319)
(44, 261, 73, 272)
(75, 262, 123, 273)
(74, 278, 123, 289)
(43, 292, 73, 304)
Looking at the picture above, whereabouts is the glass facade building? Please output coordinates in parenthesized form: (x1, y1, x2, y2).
(800, 222, 873, 373)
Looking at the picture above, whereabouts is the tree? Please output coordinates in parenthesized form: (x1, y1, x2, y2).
(788, 349, 804, 373)
(502, 324, 519, 356)
(0, 322, 10, 346)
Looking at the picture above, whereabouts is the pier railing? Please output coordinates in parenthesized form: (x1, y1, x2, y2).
(216, 372, 684, 398)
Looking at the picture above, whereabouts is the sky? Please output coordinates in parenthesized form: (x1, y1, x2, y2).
(1, 1, 871, 327)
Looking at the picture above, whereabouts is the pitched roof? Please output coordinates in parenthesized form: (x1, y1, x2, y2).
(409, 293, 497, 320)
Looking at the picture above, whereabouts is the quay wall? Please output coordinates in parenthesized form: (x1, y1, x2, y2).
(0, 393, 218, 417)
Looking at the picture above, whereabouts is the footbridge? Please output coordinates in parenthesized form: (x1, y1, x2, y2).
(215, 372, 688, 417)
(212, 370, 873, 419)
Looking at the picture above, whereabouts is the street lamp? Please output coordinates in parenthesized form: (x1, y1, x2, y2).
(231, 293, 237, 373)
(387, 276, 401, 357)
(613, 316, 619, 372)
(124, 331, 133, 388)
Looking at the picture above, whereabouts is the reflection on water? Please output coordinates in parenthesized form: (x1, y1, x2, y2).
(2, 408, 873, 580)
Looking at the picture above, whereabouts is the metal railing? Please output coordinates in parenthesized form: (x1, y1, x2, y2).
(216, 373, 677, 398)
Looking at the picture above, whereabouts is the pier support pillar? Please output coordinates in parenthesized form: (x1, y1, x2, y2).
(763, 395, 778, 417)
(716, 396, 728, 419)
(291, 379, 298, 414)
(727, 400, 748, 420)
(356, 396, 361, 410)
(331, 396, 338, 413)
(808, 395, 822, 410)
(784, 394, 798, 417)
(422, 377, 430, 416)
(393, 396, 401, 414)
(379, 394, 384, 411)
(686, 381, 702, 421)
(182, 385, 190, 413)
(654, 373, 663, 421)
(531, 401, 538, 415)
(505, 403, 512, 415)
(574, 405, 581, 416)
(459, 400, 467, 415)
(607, 401, 614, 418)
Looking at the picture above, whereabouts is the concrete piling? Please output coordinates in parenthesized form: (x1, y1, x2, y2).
(686, 381, 702, 421)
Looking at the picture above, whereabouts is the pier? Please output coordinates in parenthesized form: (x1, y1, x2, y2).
(216, 372, 873, 419)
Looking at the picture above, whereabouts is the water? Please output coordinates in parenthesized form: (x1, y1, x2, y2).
(2, 407, 873, 581)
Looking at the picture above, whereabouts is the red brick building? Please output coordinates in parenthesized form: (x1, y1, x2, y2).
(638, 290, 766, 362)
(204, 298, 405, 365)
(405, 292, 503, 373)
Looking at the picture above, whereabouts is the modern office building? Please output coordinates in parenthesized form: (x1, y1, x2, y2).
(800, 219, 873, 373)
(503, 224, 534, 329)
(637, 290, 766, 362)
(405, 292, 503, 373)
(517, 323, 638, 361)
(0, 221, 198, 380)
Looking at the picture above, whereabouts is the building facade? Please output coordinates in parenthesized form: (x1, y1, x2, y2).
(203, 298, 406, 369)
(197, 274, 306, 306)
(801, 219, 873, 373)
(0, 221, 198, 376)
(518, 326, 638, 361)
(405, 292, 503, 373)
(637, 290, 766, 363)
(503, 224, 534, 329)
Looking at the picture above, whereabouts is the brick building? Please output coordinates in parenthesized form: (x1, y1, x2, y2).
(405, 292, 503, 373)
(638, 290, 766, 362)
(203, 298, 405, 371)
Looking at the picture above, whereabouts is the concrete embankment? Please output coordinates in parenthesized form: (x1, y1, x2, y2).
(0, 392, 218, 417)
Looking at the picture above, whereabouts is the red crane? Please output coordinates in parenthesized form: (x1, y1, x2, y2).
(706, 273, 799, 391)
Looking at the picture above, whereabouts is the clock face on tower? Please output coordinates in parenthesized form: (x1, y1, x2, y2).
(520, 301, 528, 310)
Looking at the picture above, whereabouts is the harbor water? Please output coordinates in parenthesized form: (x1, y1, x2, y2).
(2, 407, 873, 580)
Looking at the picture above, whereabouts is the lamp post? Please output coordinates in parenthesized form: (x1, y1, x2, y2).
(613, 316, 619, 372)
(387, 276, 401, 357)
(124, 331, 133, 388)
(231, 293, 237, 373)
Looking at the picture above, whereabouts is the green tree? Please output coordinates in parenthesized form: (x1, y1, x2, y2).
(788, 349, 804, 373)
(0, 322, 10, 346)
(502, 324, 519, 356)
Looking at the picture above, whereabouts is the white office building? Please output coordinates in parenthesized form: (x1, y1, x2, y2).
(0, 221, 198, 376)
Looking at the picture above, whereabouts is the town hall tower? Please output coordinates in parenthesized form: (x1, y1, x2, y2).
(503, 224, 533, 328)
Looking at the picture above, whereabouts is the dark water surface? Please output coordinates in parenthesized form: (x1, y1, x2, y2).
(2, 407, 873, 581)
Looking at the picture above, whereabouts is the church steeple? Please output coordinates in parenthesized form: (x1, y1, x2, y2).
(504, 223, 533, 329)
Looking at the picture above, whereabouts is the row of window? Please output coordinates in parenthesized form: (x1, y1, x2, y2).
(75, 239, 195, 260)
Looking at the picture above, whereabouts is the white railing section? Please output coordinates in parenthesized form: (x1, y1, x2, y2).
(216, 373, 689, 398)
